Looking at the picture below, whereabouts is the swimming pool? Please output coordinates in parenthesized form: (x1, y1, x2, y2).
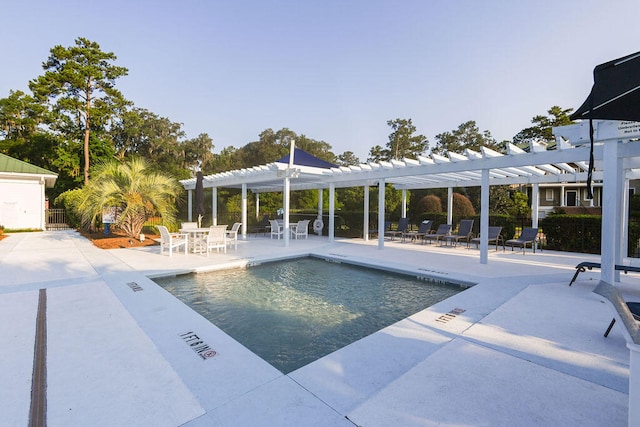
(154, 257, 464, 373)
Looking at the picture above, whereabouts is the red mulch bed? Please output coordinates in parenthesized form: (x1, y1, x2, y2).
(80, 230, 160, 249)
(0, 230, 159, 248)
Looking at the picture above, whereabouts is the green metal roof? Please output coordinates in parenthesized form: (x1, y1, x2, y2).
(0, 153, 57, 176)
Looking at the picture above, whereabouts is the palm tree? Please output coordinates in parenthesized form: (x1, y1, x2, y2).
(77, 158, 181, 238)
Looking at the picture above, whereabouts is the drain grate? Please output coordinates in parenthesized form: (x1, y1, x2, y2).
(435, 307, 466, 324)
(179, 331, 217, 360)
(126, 282, 144, 292)
(29, 289, 47, 427)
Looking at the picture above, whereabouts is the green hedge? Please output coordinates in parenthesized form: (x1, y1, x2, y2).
(540, 214, 640, 256)
(540, 215, 601, 253)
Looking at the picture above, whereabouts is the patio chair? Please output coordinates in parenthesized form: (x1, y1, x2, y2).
(505, 227, 539, 253)
(604, 302, 640, 337)
(385, 217, 409, 241)
(226, 222, 242, 249)
(204, 225, 227, 256)
(369, 221, 391, 239)
(402, 220, 433, 243)
(250, 215, 270, 236)
(423, 223, 452, 245)
(181, 222, 198, 229)
(593, 281, 640, 344)
(157, 225, 188, 256)
(470, 226, 504, 251)
(444, 219, 474, 247)
(569, 262, 640, 286)
(291, 219, 310, 239)
(269, 219, 284, 239)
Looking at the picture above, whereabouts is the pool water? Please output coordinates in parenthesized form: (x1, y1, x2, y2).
(154, 257, 463, 373)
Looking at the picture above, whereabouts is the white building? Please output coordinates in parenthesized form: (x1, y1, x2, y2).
(0, 153, 58, 230)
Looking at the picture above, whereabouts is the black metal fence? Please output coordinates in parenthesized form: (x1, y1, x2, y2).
(45, 209, 71, 230)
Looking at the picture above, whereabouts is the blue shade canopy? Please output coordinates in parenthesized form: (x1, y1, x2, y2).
(276, 148, 337, 169)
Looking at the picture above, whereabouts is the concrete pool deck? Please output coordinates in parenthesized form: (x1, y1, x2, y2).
(0, 230, 638, 426)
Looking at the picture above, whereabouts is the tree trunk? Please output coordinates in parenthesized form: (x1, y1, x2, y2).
(84, 81, 92, 185)
(84, 123, 90, 185)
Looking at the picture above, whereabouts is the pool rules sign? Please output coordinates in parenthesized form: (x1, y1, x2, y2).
(180, 331, 217, 360)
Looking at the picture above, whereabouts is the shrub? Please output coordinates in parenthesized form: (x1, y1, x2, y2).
(54, 189, 84, 228)
(452, 193, 475, 216)
(417, 195, 442, 213)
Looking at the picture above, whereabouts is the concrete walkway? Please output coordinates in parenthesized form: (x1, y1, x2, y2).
(0, 230, 637, 426)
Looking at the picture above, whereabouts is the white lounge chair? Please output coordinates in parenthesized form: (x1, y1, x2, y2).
(204, 225, 227, 256)
(157, 225, 188, 256)
(269, 220, 284, 239)
(291, 219, 309, 239)
(226, 222, 242, 249)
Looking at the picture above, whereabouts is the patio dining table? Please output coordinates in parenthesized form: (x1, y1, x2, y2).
(179, 227, 224, 253)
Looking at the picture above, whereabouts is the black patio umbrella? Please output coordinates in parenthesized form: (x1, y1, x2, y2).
(570, 50, 640, 198)
(195, 171, 205, 224)
(571, 51, 640, 122)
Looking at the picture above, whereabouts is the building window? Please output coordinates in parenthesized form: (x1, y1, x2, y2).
(545, 189, 554, 201)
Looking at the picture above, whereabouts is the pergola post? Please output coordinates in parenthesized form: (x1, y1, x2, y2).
(401, 189, 407, 219)
(531, 183, 539, 229)
(601, 140, 618, 283)
(211, 187, 217, 226)
(187, 189, 193, 222)
(378, 179, 385, 249)
(447, 187, 453, 226)
(363, 185, 370, 241)
(317, 188, 323, 235)
(329, 183, 335, 242)
(480, 169, 489, 264)
(283, 176, 290, 247)
(283, 141, 295, 247)
(615, 153, 625, 282)
(255, 193, 260, 220)
(241, 183, 247, 239)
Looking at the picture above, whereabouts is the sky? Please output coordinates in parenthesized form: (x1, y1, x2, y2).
(2, 0, 639, 161)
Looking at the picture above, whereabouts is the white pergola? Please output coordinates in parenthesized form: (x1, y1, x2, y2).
(180, 120, 640, 277)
